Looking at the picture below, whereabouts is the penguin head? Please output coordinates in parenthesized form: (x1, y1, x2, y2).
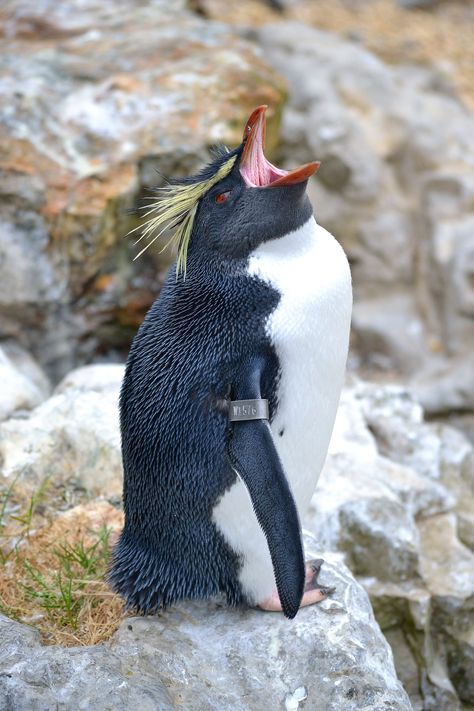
(135, 106, 319, 274)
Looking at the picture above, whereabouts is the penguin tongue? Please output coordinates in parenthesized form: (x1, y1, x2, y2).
(239, 105, 320, 188)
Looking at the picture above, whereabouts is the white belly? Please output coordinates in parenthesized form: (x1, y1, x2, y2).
(213, 216, 352, 603)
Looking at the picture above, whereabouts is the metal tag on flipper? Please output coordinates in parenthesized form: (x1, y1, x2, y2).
(228, 399, 269, 422)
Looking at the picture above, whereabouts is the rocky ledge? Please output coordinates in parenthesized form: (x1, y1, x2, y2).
(0, 536, 410, 711)
(1, 360, 474, 709)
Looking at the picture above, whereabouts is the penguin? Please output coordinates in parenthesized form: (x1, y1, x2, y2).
(109, 105, 352, 619)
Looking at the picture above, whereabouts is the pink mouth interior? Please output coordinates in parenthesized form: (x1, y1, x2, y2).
(239, 128, 288, 187)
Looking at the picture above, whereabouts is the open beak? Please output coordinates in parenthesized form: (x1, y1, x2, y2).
(239, 105, 320, 188)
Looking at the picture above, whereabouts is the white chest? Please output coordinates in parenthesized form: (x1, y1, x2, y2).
(213, 216, 352, 603)
(248, 216, 352, 509)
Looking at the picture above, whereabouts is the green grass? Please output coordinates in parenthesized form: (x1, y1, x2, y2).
(0, 472, 21, 530)
(18, 526, 112, 629)
(0, 475, 50, 565)
(0, 478, 124, 645)
(9, 475, 51, 533)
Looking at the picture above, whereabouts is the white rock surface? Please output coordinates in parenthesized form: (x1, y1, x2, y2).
(0, 364, 123, 498)
(55, 363, 125, 395)
(1, 364, 473, 707)
(0, 534, 412, 711)
(0, 343, 51, 422)
(305, 381, 474, 709)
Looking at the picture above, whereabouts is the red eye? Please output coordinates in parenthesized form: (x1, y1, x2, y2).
(215, 191, 231, 204)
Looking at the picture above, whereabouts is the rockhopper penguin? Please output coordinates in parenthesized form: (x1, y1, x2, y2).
(109, 106, 352, 618)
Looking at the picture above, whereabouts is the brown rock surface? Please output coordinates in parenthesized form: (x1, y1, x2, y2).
(0, 0, 285, 379)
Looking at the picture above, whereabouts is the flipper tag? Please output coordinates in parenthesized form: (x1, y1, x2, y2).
(228, 399, 269, 422)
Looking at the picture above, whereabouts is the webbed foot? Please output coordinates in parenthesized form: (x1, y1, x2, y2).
(257, 559, 335, 612)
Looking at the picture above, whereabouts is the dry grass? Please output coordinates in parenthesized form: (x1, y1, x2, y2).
(201, 0, 474, 113)
(0, 479, 127, 647)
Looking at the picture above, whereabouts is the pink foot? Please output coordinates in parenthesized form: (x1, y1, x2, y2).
(257, 559, 335, 613)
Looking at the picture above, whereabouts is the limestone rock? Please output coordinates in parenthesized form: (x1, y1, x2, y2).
(0, 364, 123, 498)
(351, 294, 429, 375)
(355, 382, 474, 550)
(0, 538, 412, 711)
(398, 0, 439, 7)
(55, 363, 125, 395)
(0, 0, 285, 380)
(0, 615, 173, 711)
(307, 387, 448, 613)
(412, 354, 474, 415)
(419, 513, 474, 705)
(257, 22, 474, 413)
(308, 382, 474, 709)
(337, 498, 420, 583)
(0, 343, 51, 422)
(3, 374, 473, 708)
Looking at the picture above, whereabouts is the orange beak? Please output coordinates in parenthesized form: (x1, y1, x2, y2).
(240, 105, 320, 188)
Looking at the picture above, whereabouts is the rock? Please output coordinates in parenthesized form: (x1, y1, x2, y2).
(0, 343, 51, 422)
(306, 381, 474, 709)
(362, 578, 461, 711)
(426, 214, 474, 355)
(55, 363, 125, 395)
(0, 364, 123, 498)
(354, 382, 474, 551)
(337, 498, 420, 582)
(419, 514, 474, 706)
(3, 375, 473, 708)
(256, 21, 474, 414)
(398, 0, 439, 7)
(0, 615, 173, 711)
(0, 0, 286, 381)
(307, 389, 449, 590)
(351, 294, 429, 375)
(412, 354, 474, 415)
(0, 534, 412, 711)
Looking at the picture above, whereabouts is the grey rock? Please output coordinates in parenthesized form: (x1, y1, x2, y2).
(0, 539, 412, 711)
(320, 382, 474, 711)
(308, 382, 474, 709)
(425, 214, 474, 358)
(412, 354, 474, 415)
(0, 0, 285, 381)
(257, 22, 474, 413)
(0, 343, 51, 422)
(309, 387, 453, 534)
(363, 578, 462, 711)
(338, 498, 420, 582)
(55, 363, 125, 395)
(419, 514, 474, 705)
(398, 0, 439, 7)
(354, 382, 474, 552)
(0, 616, 173, 711)
(0, 218, 66, 312)
(0, 365, 123, 498)
(351, 294, 430, 375)
(3, 375, 473, 709)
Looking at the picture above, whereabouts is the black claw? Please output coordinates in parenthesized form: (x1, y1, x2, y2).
(305, 559, 336, 597)
(308, 558, 324, 576)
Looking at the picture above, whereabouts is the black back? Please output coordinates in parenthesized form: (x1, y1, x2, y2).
(109, 148, 313, 612)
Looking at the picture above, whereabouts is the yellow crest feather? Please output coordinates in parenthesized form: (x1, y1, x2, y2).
(131, 154, 237, 278)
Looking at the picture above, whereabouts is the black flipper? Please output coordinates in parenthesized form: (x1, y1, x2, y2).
(226, 356, 305, 619)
